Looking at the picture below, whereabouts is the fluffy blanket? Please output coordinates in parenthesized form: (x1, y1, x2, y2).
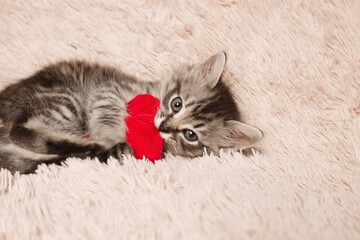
(0, 0, 359, 239)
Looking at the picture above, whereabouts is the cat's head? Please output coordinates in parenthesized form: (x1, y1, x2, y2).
(155, 52, 263, 157)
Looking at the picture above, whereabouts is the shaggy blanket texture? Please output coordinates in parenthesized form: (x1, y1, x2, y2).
(0, 0, 359, 239)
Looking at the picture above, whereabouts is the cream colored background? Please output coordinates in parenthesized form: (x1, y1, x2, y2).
(0, 1, 359, 239)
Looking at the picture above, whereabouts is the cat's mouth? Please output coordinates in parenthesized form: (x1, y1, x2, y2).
(154, 112, 163, 130)
(155, 114, 172, 140)
(160, 132, 172, 140)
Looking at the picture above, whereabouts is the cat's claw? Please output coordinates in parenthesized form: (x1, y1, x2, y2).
(92, 142, 133, 164)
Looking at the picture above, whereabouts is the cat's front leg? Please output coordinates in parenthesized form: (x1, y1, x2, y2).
(92, 142, 133, 164)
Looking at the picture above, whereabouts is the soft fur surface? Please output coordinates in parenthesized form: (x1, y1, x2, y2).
(0, 0, 359, 239)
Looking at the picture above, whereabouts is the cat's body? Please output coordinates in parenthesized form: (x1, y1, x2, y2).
(0, 52, 263, 174)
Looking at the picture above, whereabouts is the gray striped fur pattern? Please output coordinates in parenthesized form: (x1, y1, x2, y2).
(0, 52, 262, 174)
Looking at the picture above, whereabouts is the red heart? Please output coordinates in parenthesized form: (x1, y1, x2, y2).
(125, 94, 164, 162)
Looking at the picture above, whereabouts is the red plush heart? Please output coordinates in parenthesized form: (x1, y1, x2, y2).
(125, 94, 164, 162)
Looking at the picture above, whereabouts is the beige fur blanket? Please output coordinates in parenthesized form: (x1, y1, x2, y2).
(0, 0, 359, 239)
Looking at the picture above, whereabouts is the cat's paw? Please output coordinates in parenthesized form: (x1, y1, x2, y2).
(93, 142, 133, 164)
(89, 143, 106, 156)
(112, 142, 134, 164)
(117, 142, 134, 156)
(63, 143, 105, 159)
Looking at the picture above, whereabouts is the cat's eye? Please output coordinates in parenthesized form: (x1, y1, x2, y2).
(183, 129, 198, 141)
(170, 97, 182, 112)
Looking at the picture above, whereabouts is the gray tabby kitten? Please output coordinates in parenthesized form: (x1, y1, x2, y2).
(0, 52, 262, 174)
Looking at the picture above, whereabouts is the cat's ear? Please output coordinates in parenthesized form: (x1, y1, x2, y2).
(220, 120, 263, 149)
(191, 52, 226, 89)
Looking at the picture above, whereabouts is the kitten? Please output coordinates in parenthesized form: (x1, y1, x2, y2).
(0, 52, 262, 174)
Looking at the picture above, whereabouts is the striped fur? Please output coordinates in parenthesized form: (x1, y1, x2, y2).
(0, 52, 262, 174)
(156, 52, 263, 157)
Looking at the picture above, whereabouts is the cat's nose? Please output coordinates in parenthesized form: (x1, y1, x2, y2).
(159, 121, 169, 133)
